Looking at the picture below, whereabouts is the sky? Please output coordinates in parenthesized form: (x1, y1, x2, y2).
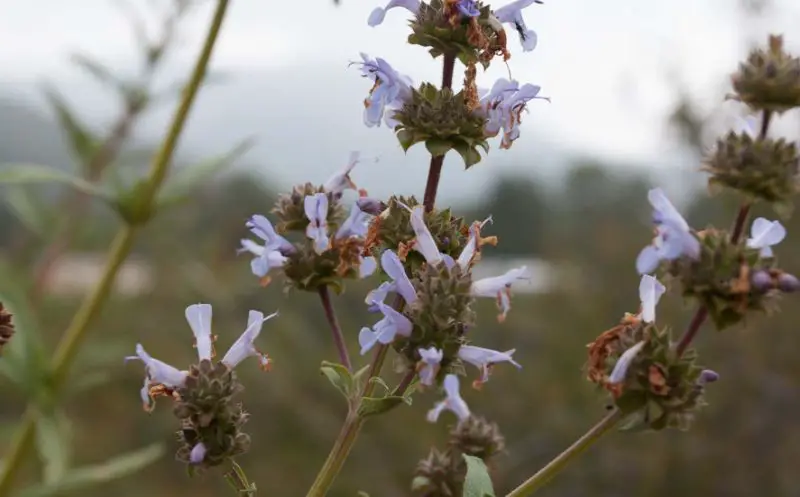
(1, 0, 799, 203)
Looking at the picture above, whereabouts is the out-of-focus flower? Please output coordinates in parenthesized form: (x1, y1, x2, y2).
(417, 347, 444, 386)
(304, 193, 331, 254)
(638, 275, 666, 324)
(427, 374, 471, 423)
(456, 0, 481, 17)
(746, 217, 786, 258)
(636, 188, 700, 274)
(353, 53, 413, 128)
(368, 0, 421, 27)
(189, 443, 207, 465)
(470, 266, 529, 322)
(324, 151, 361, 196)
(457, 345, 521, 388)
(358, 301, 414, 354)
(494, 0, 542, 52)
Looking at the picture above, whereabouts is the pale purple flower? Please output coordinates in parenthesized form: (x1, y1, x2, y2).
(638, 275, 666, 324)
(457, 345, 521, 387)
(494, 0, 541, 51)
(221, 310, 278, 370)
(698, 369, 720, 385)
(478, 79, 546, 149)
(366, 250, 418, 305)
(126, 344, 187, 410)
(427, 374, 471, 423)
(304, 193, 331, 254)
(358, 301, 414, 355)
(746, 217, 786, 258)
(238, 239, 288, 279)
(608, 341, 646, 384)
(336, 203, 371, 240)
(457, 0, 481, 17)
(245, 214, 293, 253)
(357, 196, 386, 216)
(189, 443, 207, 465)
(417, 347, 443, 386)
(636, 188, 700, 274)
(353, 53, 413, 128)
(396, 202, 446, 266)
(360, 256, 378, 278)
(470, 266, 529, 322)
(185, 303, 214, 361)
(324, 151, 361, 196)
(457, 215, 493, 271)
(368, 0, 421, 27)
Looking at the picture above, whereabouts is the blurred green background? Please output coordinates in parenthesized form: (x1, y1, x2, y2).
(2, 0, 800, 496)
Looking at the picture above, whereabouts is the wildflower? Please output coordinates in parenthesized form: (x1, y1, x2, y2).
(185, 304, 215, 360)
(636, 188, 701, 274)
(607, 340, 646, 384)
(245, 214, 293, 253)
(358, 300, 414, 354)
(456, 0, 481, 17)
(324, 151, 360, 197)
(221, 310, 278, 370)
(638, 275, 666, 324)
(189, 443, 207, 465)
(357, 196, 386, 216)
(238, 239, 288, 280)
(336, 203, 371, 240)
(479, 79, 546, 149)
(698, 369, 720, 385)
(427, 374, 471, 423)
(127, 344, 187, 410)
(368, 0, 421, 27)
(456, 215, 496, 270)
(417, 347, 444, 386)
(366, 250, 418, 304)
(746, 217, 786, 258)
(353, 53, 413, 128)
(470, 266, 529, 322)
(493, 0, 542, 52)
(304, 193, 331, 254)
(457, 345, 521, 388)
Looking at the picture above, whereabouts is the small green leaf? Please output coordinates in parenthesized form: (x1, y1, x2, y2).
(0, 164, 112, 200)
(42, 86, 98, 167)
(17, 443, 165, 497)
(35, 409, 72, 484)
(320, 361, 354, 398)
(367, 376, 390, 394)
(357, 394, 412, 418)
(156, 138, 255, 210)
(462, 455, 496, 497)
(425, 138, 452, 157)
(70, 54, 122, 88)
(452, 143, 482, 169)
(396, 129, 416, 152)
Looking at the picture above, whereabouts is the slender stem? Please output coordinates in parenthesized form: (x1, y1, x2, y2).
(422, 52, 456, 213)
(0, 3, 230, 495)
(674, 306, 709, 357)
(504, 409, 624, 497)
(305, 414, 365, 497)
(391, 369, 416, 397)
(318, 286, 352, 371)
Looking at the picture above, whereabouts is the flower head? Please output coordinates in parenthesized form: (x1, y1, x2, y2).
(238, 239, 288, 280)
(358, 301, 414, 354)
(470, 266, 529, 322)
(479, 79, 546, 149)
(324, 151, 361, 197)
(304, 193, 331, 254)
(638, 275, 666, 324)
(368, 0, 421, 27)
(494, 0, 543, 52)
(427, 374, 471, 423)
(636, 188, 700, 274)
(353, 53, 413, 128)
(417, 347, 444, 386)
(220, 310, 278, 370)
(746, 217, 786, 258)
(245, 215, 293, 253)
(457, 345, 521, 388)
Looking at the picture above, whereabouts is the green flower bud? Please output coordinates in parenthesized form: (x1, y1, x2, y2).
(282, 236, 367, 294)
(731, 34, 800, 113)
(703, 130, 799, 214)
(393, 83, 489, 168)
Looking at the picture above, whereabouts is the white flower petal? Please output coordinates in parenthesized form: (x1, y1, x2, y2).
(185, 303, 213, 361)
(608, 341, 646, 384)
(638, 275, 666, 323)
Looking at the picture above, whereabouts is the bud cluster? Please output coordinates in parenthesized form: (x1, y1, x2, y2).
(731, 35, 800, 113)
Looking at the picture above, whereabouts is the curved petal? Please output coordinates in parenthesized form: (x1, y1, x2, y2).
(635, 245, 661, 275)
(638, 275, 665, 323)
(185, 303, 213, 361)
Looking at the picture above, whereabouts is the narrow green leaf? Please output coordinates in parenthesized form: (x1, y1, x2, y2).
(35, 410, 72, 484)
(42, 86, 98, 166)
(69, 54, 121, 88)
(0, 164, 112, 200)
(17, 443, 165, 497)
(2, 186, 52, 239)
(462, 455, 496, 497)
(357, 394, 412, 418)
(319, 360, 354, 398)
(156, 138, 255, 210)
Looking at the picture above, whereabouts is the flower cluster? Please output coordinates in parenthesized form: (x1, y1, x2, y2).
(126, 304, 277, 469)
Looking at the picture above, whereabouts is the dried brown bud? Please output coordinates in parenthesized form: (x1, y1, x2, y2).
(0, 303, 14, 355)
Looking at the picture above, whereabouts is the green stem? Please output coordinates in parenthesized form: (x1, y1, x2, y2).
(304, 414, 365, 497)
(0, 3, 230, 495)
(505, 409, 624, 497)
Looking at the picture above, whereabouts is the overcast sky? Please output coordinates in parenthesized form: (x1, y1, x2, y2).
(1, 0, 799, 202)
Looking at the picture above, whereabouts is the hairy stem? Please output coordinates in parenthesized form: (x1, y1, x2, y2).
(422, 52, 456, 212)
(0, 2, 230, 495)
(674, 108, 771, 357)
(504, 409, 624, 497)
(318, 286, 352, 371)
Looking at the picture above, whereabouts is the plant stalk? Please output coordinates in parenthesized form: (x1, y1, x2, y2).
(0, 2, 230, 495)
(422, 52, 456, 213)
(318, 286, 352, 371)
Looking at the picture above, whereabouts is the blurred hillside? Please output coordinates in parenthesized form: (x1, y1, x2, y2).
(1, 90, 800, 497)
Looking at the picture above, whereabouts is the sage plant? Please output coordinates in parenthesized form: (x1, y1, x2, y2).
(2, 2, 800, 497)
